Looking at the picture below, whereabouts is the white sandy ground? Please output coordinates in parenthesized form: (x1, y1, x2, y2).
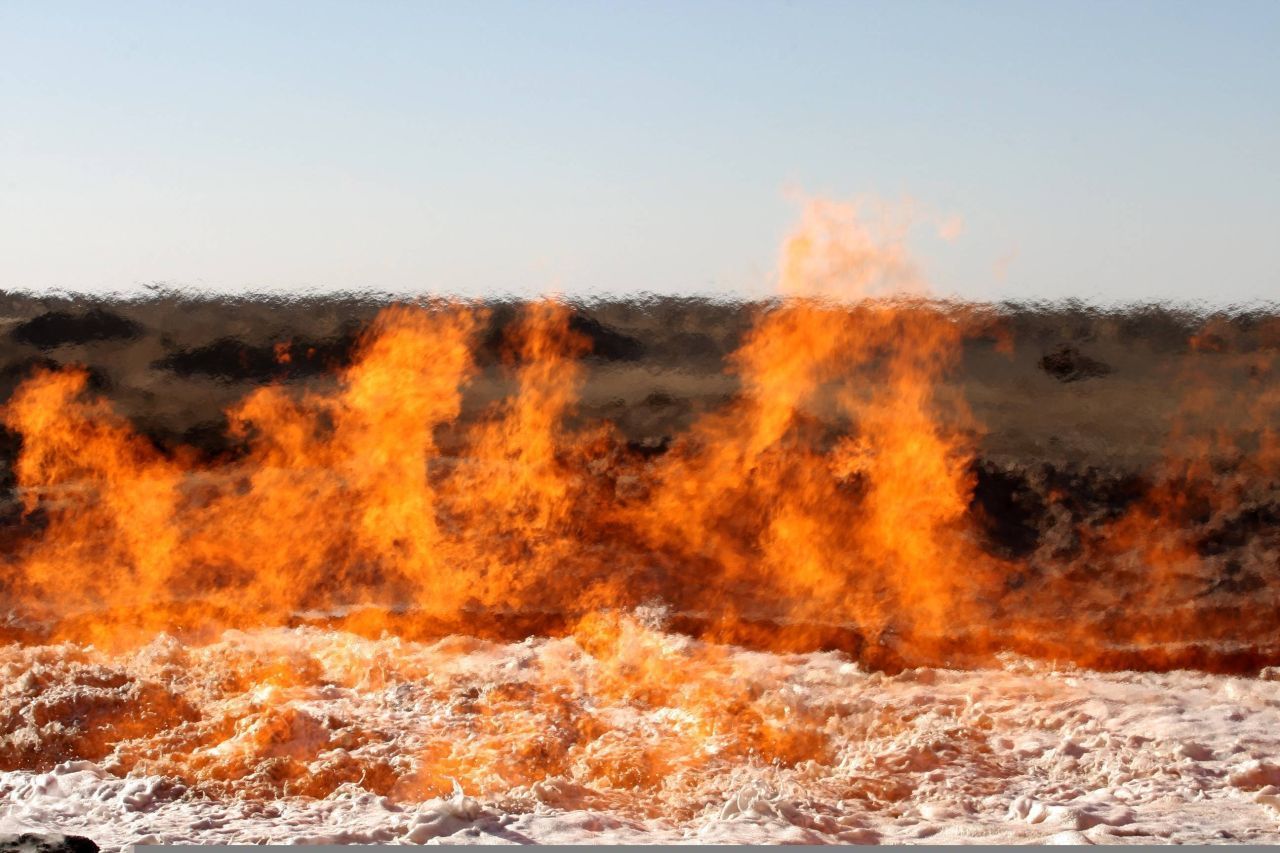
(2, 616, 1280, 847)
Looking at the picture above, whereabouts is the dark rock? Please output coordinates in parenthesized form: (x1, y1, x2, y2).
(1038, 344, 1113, 382)
(1040, 464, 1147, 523)
(12, 308, 141, 349)
(568, 313, 645, 362)
(478, 308, 645, 364)
(154, 334, 357, 383)
(968, 461, 1047, 558)
(0, 357, 111, 401)
(0, 834, 99, 853)
(134, 416, 250, 465)
(1114, 305, 1198, 353)
(1196, 504, 1280, 557)
(627, 435, 672, 459)
(1201, 565, 1266, 597)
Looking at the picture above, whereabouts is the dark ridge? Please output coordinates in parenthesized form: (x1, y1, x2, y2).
(1113, 304, 1202, 353)
(0, 425, 22, 494)
(1196, 503, 1280, 557)
(181, 418, 251, 462)
(12, 308, 141, 349)
(1038, 343, 1113, 382)
(0, 357, 111, 401)
(1199, 560, 1267, 597)
(135, 416, 252, 465)
(478, 306, 644, 364)
(154, 333, 358, 383)
(626, 435, 672, 459)
(1040, 464, 1148, 524)
(567, 312, 645, 361)
(476, 302, 519, 363)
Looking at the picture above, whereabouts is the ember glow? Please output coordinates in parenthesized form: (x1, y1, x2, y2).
(2, 201, 1280, 846)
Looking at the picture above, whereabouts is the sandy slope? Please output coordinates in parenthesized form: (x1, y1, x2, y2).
(3, 619, 1280, 847)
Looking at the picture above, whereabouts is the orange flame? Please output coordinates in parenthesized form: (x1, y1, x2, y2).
(1, 198, 1273, 679)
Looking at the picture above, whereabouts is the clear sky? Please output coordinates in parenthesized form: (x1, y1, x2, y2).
(2, 0, 1277, 304)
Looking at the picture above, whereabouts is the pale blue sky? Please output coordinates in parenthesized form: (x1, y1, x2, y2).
(2, 1, 1277, 303)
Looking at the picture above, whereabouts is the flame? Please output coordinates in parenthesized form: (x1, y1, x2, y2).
(2, 199, 1280, 829)
(0, 198, 1274, 679)
(1068, 324, 1280, 656)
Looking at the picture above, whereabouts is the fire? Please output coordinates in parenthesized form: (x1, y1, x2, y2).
(1055, 324, 1280, 659)
(634, 199, 988, 652)
(0, 614, 884, 813)
(1, 198, 1279, 839)
(0, 197, 1274, 679)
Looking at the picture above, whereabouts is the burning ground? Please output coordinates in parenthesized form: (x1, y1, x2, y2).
(6, 621, 1280, 846)
(1, 201, 1280, 844)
